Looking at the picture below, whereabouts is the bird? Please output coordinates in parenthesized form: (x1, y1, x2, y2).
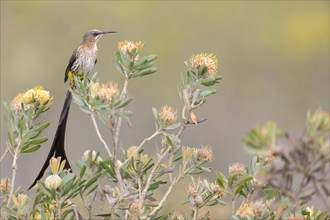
(28, 29, 116, 190)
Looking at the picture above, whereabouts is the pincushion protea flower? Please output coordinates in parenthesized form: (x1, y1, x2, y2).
(190, 53, 218, 77)
(159, 105, 178, 126)
(11, 86, 53, 110)
(229, 162, 246, 176)
(118, 40, 142, 54)
(89, 82, 119, 105)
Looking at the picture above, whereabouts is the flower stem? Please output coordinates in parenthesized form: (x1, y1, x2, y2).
(150, 174, 178, 216)
(55, 191, 61, 219)
(91, 114, 113, 158)
(0, 148, 9, 162)
(6, 147, 19, 207)
(113, 78, 129, 159)
(121, 130, 160, 167)
(141, 147, 171, 202)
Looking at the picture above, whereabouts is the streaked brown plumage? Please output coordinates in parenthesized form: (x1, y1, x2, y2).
(29, 29, 115, 190)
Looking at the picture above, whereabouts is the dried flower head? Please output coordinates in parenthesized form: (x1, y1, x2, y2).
(83, 150, 103, 165)
(12, 193, 28, 209)
(210, 182, 225, 197)
(182, 146, 197, 162)
(229, 162, 246, 176)
(251, 200, 265, 218)
(190, 53, 218, 77)
(236, 203, 255, 218)
(187, 183, 198, 198)
(89, 82, 119, 105)
(197, 146, 213, 163)
(159, 105, 178, 126)
(11, 93, 24, 110)
(45, 174, 62, 190)
(171, 211, 185, 220)
(0, 177, 10, 194)
(11, 86, 53, 110)
(194, 195, 204, 206)
(127, 146, 139, 161)
(257, 152, 277, 165)
(118, 40, 142, 54)
(128, 201, 143, 217)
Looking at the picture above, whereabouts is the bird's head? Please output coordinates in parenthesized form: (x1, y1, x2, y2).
(83, 29, 116, 44)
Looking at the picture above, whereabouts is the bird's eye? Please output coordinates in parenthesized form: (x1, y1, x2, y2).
(93, 33, 98, 37)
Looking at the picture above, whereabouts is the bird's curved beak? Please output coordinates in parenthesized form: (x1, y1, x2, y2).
(100, 31, 117, 35)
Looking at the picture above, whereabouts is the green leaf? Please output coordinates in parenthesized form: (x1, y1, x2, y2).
(148, 181, 167, 191)
(83, 172, 102, 192)
(114, 60, 126, 76)
(62, 209, 74, 219)
(3, 207, 18, 218)
(116, 110, 133, 117)
(164, 133, 181, 144)
(228, 174, 238, 188)
(80, 165, 87, 178)
(33, 122, 50, 133)
(131, 67, 157, 78)
(216, 171, 228, 189)
(20, 145, 41, 153)
(79, 105, 92, 114)
(90, 72, 99, 83)
(28, 137, 48, 145)
(152, 107, 161, 127)
(61, 173, 76, 186)
(115, 97, 132, 109)
(20, 130, 36, 145)
(165, 122, 181, 130)
(8, 131, 15, 147)
(199, 166, 212, 172)
(86, 184, 98, 195)
(200, 89, 217, 97)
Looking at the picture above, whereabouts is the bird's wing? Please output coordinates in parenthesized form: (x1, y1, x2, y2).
(64, 49, 78, 83)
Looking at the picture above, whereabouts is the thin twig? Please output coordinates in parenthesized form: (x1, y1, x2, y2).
(121, 130, 160, 167)
(312, 178, 329, 210)
(113, 78, 129, 157)
(91, 114, 113, 158)
(67, 199, 80, 220)
(0, 148, 9, 162)
(6, 146, 19, 207)
(141, 147, 171, 201)
(149, 174, 178, 216)
(56, 192, 61, 219)
(112, 78, 129, 192)
(176, 121, 188, 138)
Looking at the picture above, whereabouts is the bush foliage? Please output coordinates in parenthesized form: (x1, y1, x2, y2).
(1, 41, 329, 220)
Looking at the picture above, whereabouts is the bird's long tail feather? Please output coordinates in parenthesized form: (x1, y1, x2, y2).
(28, 91, 72, 190)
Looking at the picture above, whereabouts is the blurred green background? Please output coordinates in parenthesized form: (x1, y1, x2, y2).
(1, 1, 329, 217)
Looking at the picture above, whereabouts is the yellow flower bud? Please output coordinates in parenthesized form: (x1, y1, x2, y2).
(12, 193, 28, 209)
